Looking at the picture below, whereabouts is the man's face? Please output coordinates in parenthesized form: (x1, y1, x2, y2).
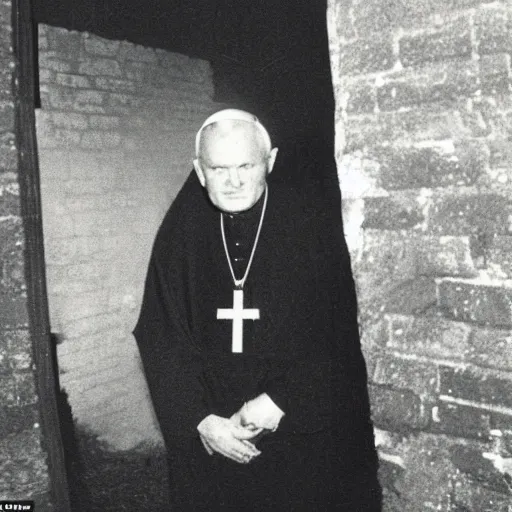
(194, 122, 278, 213)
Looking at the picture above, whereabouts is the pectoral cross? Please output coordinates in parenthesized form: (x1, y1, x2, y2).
(217, 289, 260, 353)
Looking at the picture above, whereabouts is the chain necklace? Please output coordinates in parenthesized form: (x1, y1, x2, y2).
(220, 186, 268, 289)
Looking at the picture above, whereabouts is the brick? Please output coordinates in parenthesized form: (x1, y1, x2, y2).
(470, 325, 512, 370)
(362, 194, 426, 230)
(385, 314, 472, 359)
(399, 15, 472, 67)
(476, 6, 512, 55)
(431, 401, 491, 440)
(450, 445, 512, 495)
(107, 92, 143, 111)
(415, 235, 478, 277)
(80, 131, 121, 149)
(0, 405, 38, 437)
(0, 140, 17, 172)
(52, 112, 88, 130)
(94, 77, 137, 92)
(377, 60, 479, 112)
(373, 356, 439, 398)
(118, 41, 157, 63)
(38, 55, 73, 73)
(479, 53, 512, 94)
(46, 26, 81, 58)
(78, 58, 122, 77)
(369, 385, 429, 430)
(429, 193, 512, 236)
(54, 72, 91, 88)
(84, 35, 120, 57)
(88, 115, 120, 130)
(438, 278, 512, 327)
(339, 36, 395, 75)
(440, 365, 512, 408)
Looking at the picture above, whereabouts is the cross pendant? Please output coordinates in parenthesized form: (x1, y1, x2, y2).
(217, 289, 260, 353)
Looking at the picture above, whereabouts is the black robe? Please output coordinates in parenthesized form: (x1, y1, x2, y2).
(133, 157, 381, 510)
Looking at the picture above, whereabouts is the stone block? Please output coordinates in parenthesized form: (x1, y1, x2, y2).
(0, 404, 38, 438)
(84, 35, 120, 57)
(385, 278, 438, 315)
(373, 355, 439, 398)
(453, 478, 512, 512)
(0, 172, 20, 217)
(399, 15, 472, 67)
(429, 193, 512, 236)
(370, 139, 488, 190)
(345, 107, 470, 150)
(0, 98, 14, 134)
(487, 236, 512, 279)
(339, 36, 395, 75)
(415, 235, 478, 277)
(0, 429, 50, 497)
(369, 384, 429, 430)
(385, 314, 472, 359)
(440, 365, 512, 408)
(377, 60, 479, 112)
(0, 136, 17, 172)
(4, 330, 32, 371)
(362, 194, 426, 230)
(438, 278, 512, 327)
(479, 53, 512, 94)
(55, 72, 92, 88)
(450, 444, 512, 495)
(470, 325, 512, 370)
(345, 79, 376, 114)
(431, 401, 491, 440)
(78, 58, 122, 77)
(476, 6, 512, 55)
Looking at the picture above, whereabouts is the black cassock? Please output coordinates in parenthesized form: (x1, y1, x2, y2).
(133, 155, 381, 510)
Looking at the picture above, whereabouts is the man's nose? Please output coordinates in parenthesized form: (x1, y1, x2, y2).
(227, 168, 242, 188)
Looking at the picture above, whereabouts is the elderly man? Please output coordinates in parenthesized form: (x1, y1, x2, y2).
(133, 109, 381, 510)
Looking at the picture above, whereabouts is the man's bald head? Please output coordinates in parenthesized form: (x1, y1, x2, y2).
(195, 109, 272, 158)
(197, 119, 270, 163)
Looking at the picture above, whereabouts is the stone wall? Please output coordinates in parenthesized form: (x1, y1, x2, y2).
(328, 1, 512, 511)
(36, 25, 218, 450)
(0, 1, 53, 508)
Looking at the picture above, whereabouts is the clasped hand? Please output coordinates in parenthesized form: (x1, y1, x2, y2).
(197, 393, 285, 464)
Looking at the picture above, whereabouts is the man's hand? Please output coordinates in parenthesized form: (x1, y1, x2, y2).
(231, 393, 285, 431)
(197, 414, 262, 464)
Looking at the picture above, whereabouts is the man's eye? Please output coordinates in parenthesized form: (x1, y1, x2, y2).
(240, 164, 253, 170)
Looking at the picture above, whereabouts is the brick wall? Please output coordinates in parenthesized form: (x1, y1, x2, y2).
(328, 1, 512, 510)
(0, 1, 53, 508)
(36, 25, 218, 450)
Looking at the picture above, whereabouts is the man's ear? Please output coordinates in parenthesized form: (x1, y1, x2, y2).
(267, 147, 279, 174)
(193, 159, 206, 187)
